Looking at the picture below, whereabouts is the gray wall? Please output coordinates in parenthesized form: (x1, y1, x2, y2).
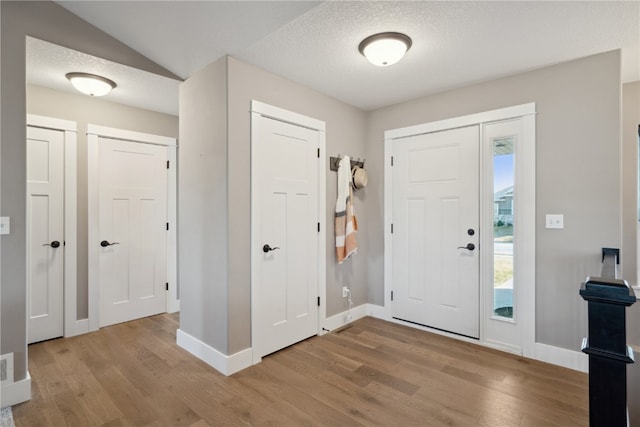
(623, 80, 640, 426)
(227, 57, 367, 353)
(27, 84, 179, 319)
(622, 81, 640, 287)
(178, 57, 230, 353)
(1, 0, 178, 383)
(179, 56, 367, 355)
(365, 50, 622, 351)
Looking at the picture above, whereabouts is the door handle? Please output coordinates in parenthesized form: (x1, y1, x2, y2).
(263, 244, 280, 253)
(100, 240, 120, 247)
(42, 240, 61, 248)
(457, 243, 475, 251)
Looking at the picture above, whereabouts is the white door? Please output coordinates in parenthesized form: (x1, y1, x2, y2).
(27, 126, 64, 343)
(97, 138, 167, 327)
(391, 125, 480, 338)
(252, 111, 321, 361)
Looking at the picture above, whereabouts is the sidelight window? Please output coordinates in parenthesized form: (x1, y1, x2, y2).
(492, 137, 514, 319)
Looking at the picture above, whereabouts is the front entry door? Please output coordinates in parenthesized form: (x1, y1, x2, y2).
(98, 137, 168, 327)
(391, 125, 480, 338)
(252, 107, 322, 362)
(27, 126, 65, 343)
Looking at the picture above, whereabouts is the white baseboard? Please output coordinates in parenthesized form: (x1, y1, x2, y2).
(535, 342, 588, 373)
(65, 318, 89, 338)
(176, 329, 252, 376)
(0, 372, 31, 407)
(367, 305, 588, 373)
(323, 303, 384, 332)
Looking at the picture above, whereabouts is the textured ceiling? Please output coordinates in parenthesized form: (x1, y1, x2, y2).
(27, 37, 180, 116)
(45, 1, 639, 114)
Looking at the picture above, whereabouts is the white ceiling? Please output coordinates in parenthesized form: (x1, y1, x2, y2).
(26, 37, 180, 116)
(40, 1, 639, 114)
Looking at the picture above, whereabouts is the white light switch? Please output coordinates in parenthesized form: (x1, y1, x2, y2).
(0, 217, 10, 235)
(545, 214, 564, 229)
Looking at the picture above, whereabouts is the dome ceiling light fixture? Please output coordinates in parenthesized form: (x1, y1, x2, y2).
(65, 72, 117, 96)
(358, 32, 412, 67)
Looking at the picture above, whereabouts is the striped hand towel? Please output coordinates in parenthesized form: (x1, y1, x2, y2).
(336, 156, 358, 263)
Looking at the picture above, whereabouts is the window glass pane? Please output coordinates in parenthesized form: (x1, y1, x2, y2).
(493, 137, 514, 318)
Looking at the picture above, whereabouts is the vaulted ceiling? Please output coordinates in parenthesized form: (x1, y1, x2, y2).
(33, 1, 639, 115)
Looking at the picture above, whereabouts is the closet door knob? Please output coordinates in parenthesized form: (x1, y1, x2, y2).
(263, 244, 280, 253)
(42, 240, 61, 248)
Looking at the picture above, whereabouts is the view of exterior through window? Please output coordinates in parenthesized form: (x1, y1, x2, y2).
(493, 137, 514, 318)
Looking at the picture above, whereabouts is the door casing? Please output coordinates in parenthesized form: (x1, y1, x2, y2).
(250, 100, 326, 364)
(26, 114, 79, 338)
(87, 125, 178, 332)
(384, 103, 536, 358)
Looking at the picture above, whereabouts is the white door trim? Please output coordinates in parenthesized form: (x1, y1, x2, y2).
(384, 103, 536, 359)
(87, 125, 178, 332)
(250, 100, 327, 362)
(26, 114, 80, 337)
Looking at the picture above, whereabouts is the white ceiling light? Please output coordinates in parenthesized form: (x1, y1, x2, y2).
(65, 72, 116, 96)
(358, 32, 412, 67)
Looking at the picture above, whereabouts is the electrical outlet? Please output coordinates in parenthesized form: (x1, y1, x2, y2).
(342, 286, 349, 298)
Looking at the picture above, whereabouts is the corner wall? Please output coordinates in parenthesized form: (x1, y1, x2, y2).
(178, 56, 229, 353)
(365, 50, 622, 351)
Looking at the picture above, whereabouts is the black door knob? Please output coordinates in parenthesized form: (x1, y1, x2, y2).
(42, 240, 61, 248)
(457, 243, 475, 251)
(467, 228, 475, 236)
(100, 240, 120, 247)
(263, 244, 280, 253)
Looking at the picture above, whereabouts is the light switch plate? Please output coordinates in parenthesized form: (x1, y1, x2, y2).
(545, 214, 564, 229)
(0, 217, 10, 235)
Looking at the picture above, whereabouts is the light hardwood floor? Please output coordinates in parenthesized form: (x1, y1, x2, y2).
(13, 314, 588, 426)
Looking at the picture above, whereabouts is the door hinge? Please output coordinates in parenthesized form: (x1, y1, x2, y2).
(166, 223, 169, 231)
(166, 282, 169, 291)
(317, 296, 320, 307)
(166, 160, 170, 169)
(391, 223, 394, 234)
(391, 290, 394, 301)
(317, 148, 320, 158)
(391, 156, 394, 167)
(317, 222, 320, 232)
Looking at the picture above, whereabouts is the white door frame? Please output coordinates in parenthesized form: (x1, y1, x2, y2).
(384, 103, 536, 358)
(250, 100, 327, 362)
(26, 114, 80, 338)
(87, 125, 178, 332)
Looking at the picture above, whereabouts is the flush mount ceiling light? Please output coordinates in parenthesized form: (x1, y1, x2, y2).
(358, 32, 412, 67)
(65, 72, 116, 96)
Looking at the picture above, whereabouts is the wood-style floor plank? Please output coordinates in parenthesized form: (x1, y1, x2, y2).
(13, 313, 588, 426)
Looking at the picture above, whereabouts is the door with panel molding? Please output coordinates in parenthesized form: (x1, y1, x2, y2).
(27, 126, 65, 343)
(391, 125, 480, 338)
(97, 137, 168, 327)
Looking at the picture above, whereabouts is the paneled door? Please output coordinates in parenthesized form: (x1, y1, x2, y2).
(27, 126, 65, 343)
(251, 103, 324, 362)
(97, 137, 168, 327)
(391, 125, 480, 338)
